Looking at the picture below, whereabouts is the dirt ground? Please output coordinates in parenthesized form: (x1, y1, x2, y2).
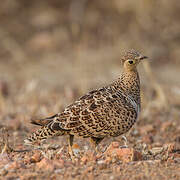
(0, 1, 180, 180)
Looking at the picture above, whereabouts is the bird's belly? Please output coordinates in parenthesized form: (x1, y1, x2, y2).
(110, 108, 139, 137)
(110, 122, 135, 137)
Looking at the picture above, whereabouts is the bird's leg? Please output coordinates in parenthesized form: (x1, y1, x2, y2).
(68, 134, 75, 161)
(121, 135, 128, 148)
(90, 137, 103, 154)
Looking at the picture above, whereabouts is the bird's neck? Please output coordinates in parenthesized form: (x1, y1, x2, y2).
(112, 68, 141, 105)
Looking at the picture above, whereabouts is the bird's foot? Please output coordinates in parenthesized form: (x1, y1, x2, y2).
(95, 146, 101, 154)
(68, 147, 77, 163)
(70, 154, 76, 163)
(120, 135, 128, 148)
(93, 149, 103, 160)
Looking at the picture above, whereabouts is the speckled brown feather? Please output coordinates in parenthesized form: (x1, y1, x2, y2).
(25, 49, 147, 148)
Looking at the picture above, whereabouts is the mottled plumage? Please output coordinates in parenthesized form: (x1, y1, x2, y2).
(25, 49, 147, 159)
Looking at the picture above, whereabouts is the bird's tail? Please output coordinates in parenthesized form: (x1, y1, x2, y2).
(24, 114, 67, 145)
(30, 114, 59, 126)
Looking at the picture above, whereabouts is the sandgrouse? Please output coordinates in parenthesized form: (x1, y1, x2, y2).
(25, 49, 147, 160)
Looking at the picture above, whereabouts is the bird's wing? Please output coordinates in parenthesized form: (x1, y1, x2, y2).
(50, 86, 138, 138)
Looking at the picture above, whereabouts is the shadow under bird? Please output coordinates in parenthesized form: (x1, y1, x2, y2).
(25, 49, 148, 160)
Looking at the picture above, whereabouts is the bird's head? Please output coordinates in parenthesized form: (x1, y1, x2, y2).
(121, 49, 148, 71)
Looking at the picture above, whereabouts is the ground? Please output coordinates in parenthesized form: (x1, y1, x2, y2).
(0, 1, 180, 180)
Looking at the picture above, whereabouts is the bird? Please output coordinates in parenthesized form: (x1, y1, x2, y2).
(24, 49, 148, 160)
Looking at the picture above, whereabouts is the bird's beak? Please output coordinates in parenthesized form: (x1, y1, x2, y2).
(139, 56, 148, 60)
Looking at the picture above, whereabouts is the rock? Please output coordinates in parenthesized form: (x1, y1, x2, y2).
(36, 158, 64, 172)
(81, 155, 88, 164)
(53, 159, 64, 169)
(8, 161, 23, 170)
(83, 166, 94, 174)
(105, 144, 142, 163)
(174, 158, 180, 163)
(30, 151, 41, 163)
(115, 148, 142, 162)
(105, 142, 119, 155)
(72, 143, 81, 157)
(0, 168, 8, 176)
(0, 153, 11, 168)
(36, 158, 54, 171)
(80, 151, 95, 164)
(149, 147, 164, 155)
(111, 142, 120, 148)
(164, 143, 174, 153)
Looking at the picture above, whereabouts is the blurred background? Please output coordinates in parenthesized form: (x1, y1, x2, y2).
(0, 0, 179, 145)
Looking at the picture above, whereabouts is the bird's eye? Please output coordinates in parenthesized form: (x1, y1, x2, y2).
(128, 60, 134, 64)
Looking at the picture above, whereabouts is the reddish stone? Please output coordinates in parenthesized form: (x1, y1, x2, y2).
(111, 142, 120, 148)
(81, 155, 88, 164)
(72, 143, 80, 149)
(0, 153, 11, 168)
(30, 151, 41, 163)
(8, 161, 23, 170)
(105, 142, 117, 155)
(105, 146, 142, 163)
(72, 143, 81, 156)
(36, 158, 54, 171)
(116, 148, 142, 162)
(53, 159, 64, 169)
(81, 151, 95, 164)
(104, 156, 112, 164)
